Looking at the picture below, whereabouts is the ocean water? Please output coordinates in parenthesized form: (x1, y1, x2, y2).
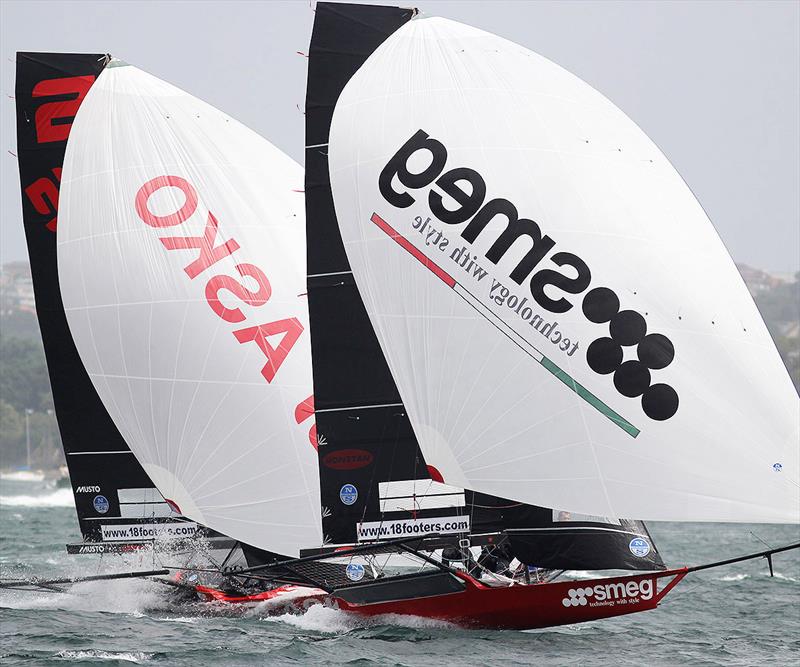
(1, 477, 798, 666)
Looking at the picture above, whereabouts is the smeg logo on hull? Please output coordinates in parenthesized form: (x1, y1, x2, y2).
(379, 129, 679, 421)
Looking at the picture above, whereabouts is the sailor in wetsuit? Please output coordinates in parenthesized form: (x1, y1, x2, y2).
(475, 542, 514, 578)
(442, 545, 478, 572)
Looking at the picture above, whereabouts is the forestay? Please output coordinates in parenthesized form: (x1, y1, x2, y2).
(57, 63, 321, 555)
(328, 17, 799, 523)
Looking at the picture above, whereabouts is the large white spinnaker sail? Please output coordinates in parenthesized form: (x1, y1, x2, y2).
(57, 62, 321, 556)
(327, 17, 799, 523)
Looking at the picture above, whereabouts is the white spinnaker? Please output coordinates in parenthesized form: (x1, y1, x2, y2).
(58, 63, 321, 555)
(328, 17, 799, 523)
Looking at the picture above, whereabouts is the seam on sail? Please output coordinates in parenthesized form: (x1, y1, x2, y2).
(308, 270, 353, 278)
(315, 402, 404, 413)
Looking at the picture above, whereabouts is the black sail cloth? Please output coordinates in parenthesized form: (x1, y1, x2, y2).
(15, 53, 200, 548)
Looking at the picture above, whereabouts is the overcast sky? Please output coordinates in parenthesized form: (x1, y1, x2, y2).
(1, 0, 798, 273)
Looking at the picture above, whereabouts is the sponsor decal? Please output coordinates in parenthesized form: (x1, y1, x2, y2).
(75, 485, 101, 493)
(373, 211, 640, 437)
(773, 463, 782, 472)
(345, 563, 365, 582)
(339, 484, 358, 506)
(164, 498, 181, 514)
(561, 579, 654, 608)
(629, 537, 651, 558)
(294, 394, 317, 451)
(323, 449, 374, 470)
(22, 73, 96, 234)
(187, 574, 199, 583)
(101, 522, 199, 541)
(78, 544, 106, 554)
(133, 176, 310, 438)
(93, 495, 109, 514)
(378, 130, 679, 422)
(356, 515, 470, 541)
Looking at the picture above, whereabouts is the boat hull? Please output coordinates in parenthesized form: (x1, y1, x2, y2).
(331, 568, 687, 630)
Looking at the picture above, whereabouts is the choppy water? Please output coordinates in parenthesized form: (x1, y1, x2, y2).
(1, 477, 798, 666)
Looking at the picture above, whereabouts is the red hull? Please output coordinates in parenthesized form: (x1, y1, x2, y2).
(332, 569, 687, 630)
(195, 583, 326, 608)
(187, 569, 687, 630)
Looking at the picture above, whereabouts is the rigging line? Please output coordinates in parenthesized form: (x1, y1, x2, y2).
(749, 531, 774, 550)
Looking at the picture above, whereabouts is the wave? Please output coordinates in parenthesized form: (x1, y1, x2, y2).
(56, 650, 153, 663)
(0, 470, 45, 482)
(261, 603, 355, 633)
(0, 488, 74, 507)
(260, 602, 457, 634)
(718, 573, 749, 581)
(0, 577, 167, 615)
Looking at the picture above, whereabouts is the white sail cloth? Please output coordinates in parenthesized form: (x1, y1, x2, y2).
(328, 17, 799, 523)
(58, 63, 321, 555)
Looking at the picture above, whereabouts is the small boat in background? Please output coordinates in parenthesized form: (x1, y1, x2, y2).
(0, 469, 45, 483)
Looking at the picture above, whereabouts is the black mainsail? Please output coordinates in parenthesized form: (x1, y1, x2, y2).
(15, 52, 200, 552)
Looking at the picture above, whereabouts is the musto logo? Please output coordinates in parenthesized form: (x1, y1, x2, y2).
(562, 579, 654, 608)
(379, 130, 678, 421)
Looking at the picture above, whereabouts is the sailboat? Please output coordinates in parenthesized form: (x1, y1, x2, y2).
(10, 53, 309, 602)
(12, 2, 798, 629)
(44, 36, 669, 614)
(194, 1, 798, 626)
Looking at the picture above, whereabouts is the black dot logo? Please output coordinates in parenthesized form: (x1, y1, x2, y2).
(609, 310, 647, 346)
(583, 286, 678, 421)
(641, 384, 679, 421)
(614, 361, 651, 398)
(638, 333, 674, 370)
(587, 337, 623, 375)
(582, 287, 619, 323)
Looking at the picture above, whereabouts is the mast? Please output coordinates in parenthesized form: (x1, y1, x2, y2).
(15, 52, 197, 550)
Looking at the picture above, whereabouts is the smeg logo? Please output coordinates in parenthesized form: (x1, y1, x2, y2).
(582, 287, 678, 421)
